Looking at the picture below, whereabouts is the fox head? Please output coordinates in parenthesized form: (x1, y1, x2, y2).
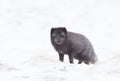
(51, 27, 67, 45)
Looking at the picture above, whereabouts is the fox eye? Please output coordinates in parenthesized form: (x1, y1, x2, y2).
(61, 32, 65, 37)
(52, 33, 56, 37)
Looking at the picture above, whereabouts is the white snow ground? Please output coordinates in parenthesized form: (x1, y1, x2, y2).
(0, 0, 120, 81)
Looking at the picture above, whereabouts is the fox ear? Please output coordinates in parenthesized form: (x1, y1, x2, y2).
(51, 28, 55, 33)
(62, 27, 67, 33)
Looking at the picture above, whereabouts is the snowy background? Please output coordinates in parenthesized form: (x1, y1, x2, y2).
(0, 0, 120, 81)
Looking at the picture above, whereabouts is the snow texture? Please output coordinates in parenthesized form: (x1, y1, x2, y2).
(0, 0, 120, 81)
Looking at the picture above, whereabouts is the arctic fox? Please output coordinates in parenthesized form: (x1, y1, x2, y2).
(50, 27, 97, 64)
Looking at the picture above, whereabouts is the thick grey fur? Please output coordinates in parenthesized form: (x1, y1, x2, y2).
(50, 27, 97, 64)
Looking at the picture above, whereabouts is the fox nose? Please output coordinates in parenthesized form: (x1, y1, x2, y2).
(57, 40, 61, 43)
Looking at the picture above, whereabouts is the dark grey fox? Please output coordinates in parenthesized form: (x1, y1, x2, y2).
(50, 27, 97, 65)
